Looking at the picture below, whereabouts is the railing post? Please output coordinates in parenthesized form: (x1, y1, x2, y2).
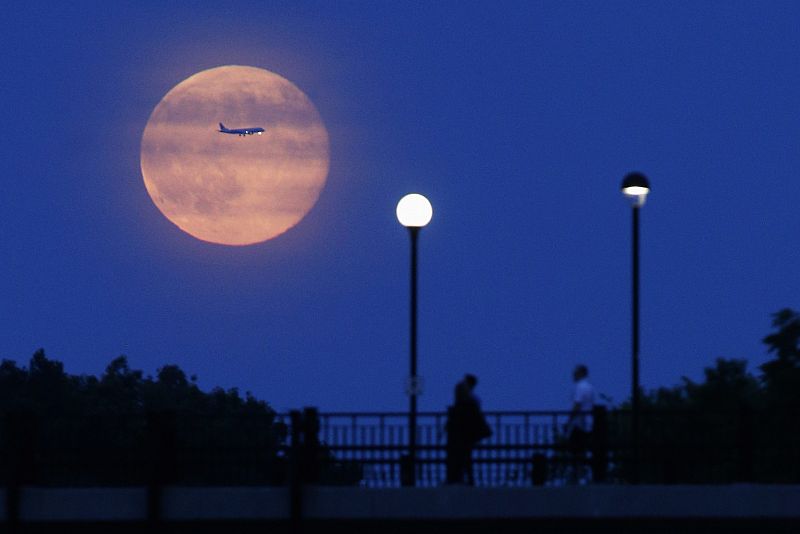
(146, 411, 176, 526)
(531, 453, 547, 486)
(591, 406, 608, 483)
(400, 453, 413, 486)
(303, 407, 321, 485)
(289, 410, 303, 533)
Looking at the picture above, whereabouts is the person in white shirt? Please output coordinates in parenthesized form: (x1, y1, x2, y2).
(566, 364, 595, 482)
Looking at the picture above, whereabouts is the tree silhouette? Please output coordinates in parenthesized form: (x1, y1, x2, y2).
(760, 308, 800, 410)
(612, 309, 800, 483)
(3, 309, 800, 487)
(0, 351, 287, 486)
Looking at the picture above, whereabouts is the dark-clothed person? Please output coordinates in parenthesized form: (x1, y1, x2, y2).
(445, 374, 491, 485)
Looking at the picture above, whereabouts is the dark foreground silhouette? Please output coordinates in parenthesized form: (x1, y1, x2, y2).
(0, 308, 798, 487)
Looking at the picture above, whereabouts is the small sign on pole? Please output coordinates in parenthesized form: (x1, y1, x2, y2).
(404, 376, 424, 396)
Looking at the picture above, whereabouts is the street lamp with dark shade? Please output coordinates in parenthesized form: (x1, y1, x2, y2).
(620, 171, 649, 484)
(621, 171, 650, 206)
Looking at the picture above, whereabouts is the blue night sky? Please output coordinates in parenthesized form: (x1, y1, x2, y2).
(2, 1, 799, 412)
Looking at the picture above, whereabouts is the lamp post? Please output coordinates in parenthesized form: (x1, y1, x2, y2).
(396, 193, 433, 487)
(621, 172, 649, 484)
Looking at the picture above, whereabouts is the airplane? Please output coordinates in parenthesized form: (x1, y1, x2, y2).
(218, 122, 265, 136)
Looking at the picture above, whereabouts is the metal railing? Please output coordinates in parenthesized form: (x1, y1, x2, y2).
(284, 407, 800, 487)
(299, 410, 587, 487)
(2, 408, 798, 488)
(3, 407, 797, 529)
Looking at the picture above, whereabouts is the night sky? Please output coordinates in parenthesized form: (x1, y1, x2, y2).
(2, 1, 799, 413)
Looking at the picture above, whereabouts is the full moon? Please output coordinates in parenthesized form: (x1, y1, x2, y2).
(140, 65, 330, 245)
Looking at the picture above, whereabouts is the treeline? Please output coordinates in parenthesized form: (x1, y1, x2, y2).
(616, 308, 800, 483)
(0, 351, 272, 417)
(1, 308, 798, 485)
(0, 352, 287, 485)
(638, 308, 800, 413)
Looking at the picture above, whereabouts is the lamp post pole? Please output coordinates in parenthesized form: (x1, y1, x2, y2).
(408, 226, 419, 487)
(620, 172, 649, 485)
(396, 193, 433, 488)
(631, 203, 641, 484)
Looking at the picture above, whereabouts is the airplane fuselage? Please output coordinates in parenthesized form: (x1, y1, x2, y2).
(218, 123, 264, 137)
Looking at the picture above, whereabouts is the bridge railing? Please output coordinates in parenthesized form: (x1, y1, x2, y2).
(280, 407, 800, 487)
(287, 410, 585, 487)
(2, 408, 798, 487)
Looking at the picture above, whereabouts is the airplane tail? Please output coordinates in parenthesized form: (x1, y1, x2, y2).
(218, 122, 228, 131)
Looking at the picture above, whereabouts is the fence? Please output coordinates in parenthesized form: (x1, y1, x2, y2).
(2, 408, 799, 489)
(298, 409, 605, 487)
(288, 407, 800, 487)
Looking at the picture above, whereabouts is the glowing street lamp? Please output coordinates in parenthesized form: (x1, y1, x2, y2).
(396, 193, 433, 228)
(620, 171, 650, 484)
(621, 172, 650, 207)
(396, 193, 433, 486)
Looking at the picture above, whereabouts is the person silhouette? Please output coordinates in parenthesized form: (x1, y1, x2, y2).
(445, 374, 491, 485)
